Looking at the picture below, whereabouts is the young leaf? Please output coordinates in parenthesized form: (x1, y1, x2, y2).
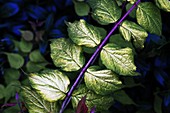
(73, 0, 90, 16)
(67, 19, 104, 47)
(113, 90, 136, 105)
(84, 66, 122, 95)
(29, 70, 70, 102)
(6, 53, 24, 69)
(155, 0, 170, 12)
(19, 39, 33, 53)
(50, 38, 85, 71)
(29, 49, 47, 63)
(76, 96, 88, 113)
(100, 43, 137, 76)
(20, 30, 34, 41)
(154, 95, 162, 113)
(21, 86, 58, 113)
(136, 2, 162, 36)
(87, 0, 121, 25)
(119, 20, 148, 49)
(72, 85, 114, 111)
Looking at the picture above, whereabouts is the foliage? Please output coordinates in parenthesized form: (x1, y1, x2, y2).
(0, 0, 170, 113)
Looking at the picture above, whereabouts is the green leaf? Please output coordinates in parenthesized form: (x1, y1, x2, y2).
(3, 105, 20, 113)
(29, 49, 47, 63)
(67, 19, 104, 47)
(126, 3, 136, 18)
(127, 0, 136, 4)
(155, 0, 170, 12)
(72, 85, 114, 111)
(84, 66, 122, 95)
(119, 20, 148, 49)
(154, 95, 162, 113)
(20, 30, 34, 41)
(29, 70, 70, 102)
(83, 46, 96, 54)
(113, 90, 136, 105)
(100, 43, 137, 76)
(136, 2, 162, 36)
(4, 68, 20, 84)
(4, 81, 21, 103)
(50, 38, 85, 71)
(21, 86, 58, 113)
(19, 39, 33, 53)
(87, 0, 121, 25)
(6, 53, 24, 69)
(0, 85, 5, 99)
(26, 61, 48, 72)
(73, 0, 90, 16)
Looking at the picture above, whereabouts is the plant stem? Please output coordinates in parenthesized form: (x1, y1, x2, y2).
(59, 0, 141, 112)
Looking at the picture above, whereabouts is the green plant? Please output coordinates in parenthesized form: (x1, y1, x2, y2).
(20, 0, 170, 113)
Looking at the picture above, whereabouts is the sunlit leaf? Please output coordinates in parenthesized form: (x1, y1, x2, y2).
(72, 85, 114, 111)
(21, 86, 58, 113)
(155, 0, 170, 12)
(119, 20, 148, 49)
(50, 38, 85, 71)
(100, 43, 137, 76)
(67, 19, 104, 47)
(29, 70, 70, 102)
(84, 66, 122, 95)
(136, 2, 162, 36)
(87, 0, 121, 25)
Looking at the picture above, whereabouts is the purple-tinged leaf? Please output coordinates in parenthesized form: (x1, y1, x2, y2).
(90, 106, 96, 113)
(49, 29, 65, 38)
(10, 25, 25, 36)
(154, 69, 168, 86)
(39, 42, 48, 54)
(154, 56, 167, 68)
(76, 96, 88, 113)
(46, 5, 57, 13)
(0, 2, 19, 18)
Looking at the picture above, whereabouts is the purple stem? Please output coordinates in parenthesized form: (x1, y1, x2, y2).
(59, 0, 141, 112)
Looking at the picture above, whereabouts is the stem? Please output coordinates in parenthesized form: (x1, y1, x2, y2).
(59, 0, 141, 112)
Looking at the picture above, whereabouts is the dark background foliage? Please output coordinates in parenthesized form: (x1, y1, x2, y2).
(0, 0, 170, 113)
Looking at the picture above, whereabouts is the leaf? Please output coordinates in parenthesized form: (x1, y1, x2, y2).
(0, 2, 19, 18)
(72, 85, 114, 111)
(26, 61, 48, 72)
(113, 90, 136, 105)
(84, 66, 122, 95)
(67, 19, 104, 47)
(29, 49, 47, 63)
(73, 0, 90, 16)
(50, 38, 85, 71)
(154, 95, 162, 113)
(100, 43, 137, 76)
(76, 96, 88, 113)
(29, 70, 70, 102)
(126, 3, 136, 18)
(20, 30, 34, 41)
(87, 0, 121, 25)
(19, 39, 33, 53)
(3, 105, 20, 113)
(4, 68, 20, 84)
(21, 86, 58, 113)
(119, 20, 148, 49)
(6, 53, 24, 69)
(0, 85, 5, 99)
(4, 81, 21, 103)
(136, 2, 162, 36)
(155, 0, 170, 12)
